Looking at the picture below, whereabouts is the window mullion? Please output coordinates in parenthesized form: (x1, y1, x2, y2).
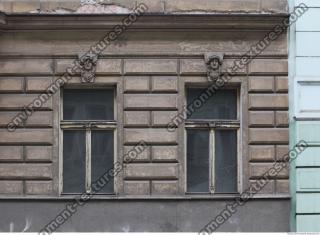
(85, 128, 92, 193)
(209, 129, 215, 194)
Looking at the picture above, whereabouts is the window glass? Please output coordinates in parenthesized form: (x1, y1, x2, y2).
(187, 129, 210, 192)
(63, 89, 114, 120)
(63, 130, 86, 193)
(187, 89, 237, 120)
(91, 130, 114, 193)
(215, 130, 238, 193)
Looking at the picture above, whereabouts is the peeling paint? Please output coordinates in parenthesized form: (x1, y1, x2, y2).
(0, 0, 288, 14)
(76, 3, 131, 14)
(44, 8, 76, 14)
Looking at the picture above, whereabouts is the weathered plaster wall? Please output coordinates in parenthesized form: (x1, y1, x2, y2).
(0, 0, 288, 14)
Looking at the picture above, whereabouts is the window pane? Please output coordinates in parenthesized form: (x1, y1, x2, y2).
(91, 130, 114, 193)
(63, 89, 114, 120)
(215, 130, 238, 193)
(187, 129, 210, 192)
(63, 130, 86, 193)
(187, 88, 237, 120)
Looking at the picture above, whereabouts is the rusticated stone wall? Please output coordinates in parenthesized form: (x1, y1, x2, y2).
(0, 55, 288, 196)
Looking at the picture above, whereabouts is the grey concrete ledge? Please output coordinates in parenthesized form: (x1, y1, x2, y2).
(0, 199, 290, 232)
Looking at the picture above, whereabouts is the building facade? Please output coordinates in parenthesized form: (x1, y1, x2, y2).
(0, 0, 294, 232)
(289, 0, 320, 232)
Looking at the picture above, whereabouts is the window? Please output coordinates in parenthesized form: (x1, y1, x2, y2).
(186, 88, 239, 194)
(61, 88, 116, 194)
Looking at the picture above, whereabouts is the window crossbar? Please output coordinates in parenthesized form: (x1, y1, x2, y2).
(185, 120, 240, 129)
(60, 120, 117, 130)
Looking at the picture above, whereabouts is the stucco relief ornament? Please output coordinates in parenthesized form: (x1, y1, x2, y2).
(204, 53, 224, 82)
(79, 55, 98, 83)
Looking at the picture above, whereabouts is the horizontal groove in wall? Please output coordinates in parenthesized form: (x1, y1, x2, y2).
(0, 143, 53, 146)
(123, 91, 178, 94)
(0, 54, 289, 60)
(124, 160, 179, 164)
(0, 160, 52, 164)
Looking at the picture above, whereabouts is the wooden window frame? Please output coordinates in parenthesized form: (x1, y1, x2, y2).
(59, 87, 117, 195)
(185, 87, 241, 194)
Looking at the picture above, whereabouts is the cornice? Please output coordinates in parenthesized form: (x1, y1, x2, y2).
(0, 13, 289, 31)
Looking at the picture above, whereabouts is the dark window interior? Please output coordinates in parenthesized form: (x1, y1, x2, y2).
(63, 89, 114, 120)
(187, 129, 210, 193)
(215, 130, 238, 193)
(63, 130, 86, 193)
(187, 88, 237, 120)
(91, 130, 114, 193)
